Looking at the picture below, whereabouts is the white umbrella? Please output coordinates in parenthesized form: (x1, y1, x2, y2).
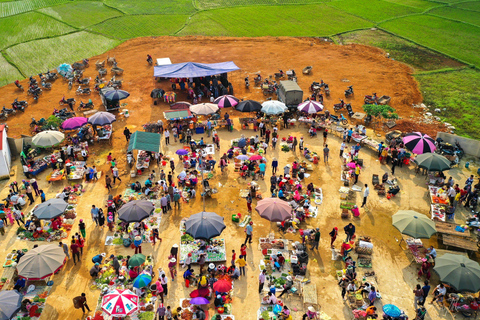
(32, 130, 65, 148)
(261, 100, 287, 115)
(190, 103, 219, 115)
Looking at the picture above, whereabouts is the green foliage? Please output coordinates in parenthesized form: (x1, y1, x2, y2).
(0, 0, 69, 18)
(5, 31, 120, 77)
(0, 53, 22, 86)
(329, 0, 423, 22)
(455, 1, 480, 12)
(415, 69, 480, 139)
(380, 15, 480, 67)
(0, 12, 75, 50)
(179, 5, 373, 36)
(38, 1, 123, 28)
(429, 7, 480, 27)
(90, 15, 188, 39)
(104, 0, 196, 15)
(362, 104, 398, 119)
(45, 115, 63, 129)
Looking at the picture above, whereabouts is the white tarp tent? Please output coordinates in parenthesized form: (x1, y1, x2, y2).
(0, 125, 11, 178)
(156, 57, 172, 66)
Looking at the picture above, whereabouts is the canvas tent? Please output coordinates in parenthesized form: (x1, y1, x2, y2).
(277, 80, 303, 108)
(163, 110, 193, 121)
(127, 131, 161, 153)
(154, 61, 239, 78)
(0, 125, 11, 179)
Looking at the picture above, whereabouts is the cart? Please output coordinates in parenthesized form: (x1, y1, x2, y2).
(302, 66, 313, 75)
(111, 67, 124, 75)
(95, 60, 105, 69)
(372, 174, 379, 185)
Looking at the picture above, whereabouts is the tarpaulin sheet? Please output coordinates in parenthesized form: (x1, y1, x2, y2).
(154, 61, 239, 78)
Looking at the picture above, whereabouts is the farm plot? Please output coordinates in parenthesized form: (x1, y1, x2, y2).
(382, 0, 437, 11)
(5, 31, 120, 76)
(38, 1, 122, 28)
(0, 0, 68, 18)
(0, 53, 22, 87)
(195, 0, 325, 10)
(104, 0, 196, 15)
(0, 12, 75, 50)
(454, 1, 480, 12)
(429, 7, 480, 27)
(328, 0, 424, 22)
(179, 4, 373, 36)
(380, 15, 480, 67)
(90, 15, 188, 39)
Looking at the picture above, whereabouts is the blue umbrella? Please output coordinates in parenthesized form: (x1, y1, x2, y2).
(104, 89, 130, 101)
(88, 112, 116, 126)
(383, 304, 401, 317)
(133, 274, 152, 288)
(57, 63, 72, 77)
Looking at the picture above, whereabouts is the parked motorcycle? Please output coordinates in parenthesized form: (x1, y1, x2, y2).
(77, 77, 91, 86)
(346, 103, 354, 117)
(12, 98, 28, 108)
(53, 108, 75, 119)
(287, 69, 296, 81)
(2, 106, 16, 115)
(364, 93, 378, 104)
(12, 103, 25, 112)
(28, 87, 42, 96)
(41, 81, 52, 90)
(436, 138, 464, 160)
(334, 99, 346, 112)
(330, 114, 348, 125)
(76, 86, 91, 95)
(263, 82, 278, 96)
(44, 70, 58, 81)
(30, 117, 46, 127)
(274, 70, 285, 79)
(0, 110, 7, 121)
(244, 76, 250, 89)
(324, 84, 330, 96)
(59, 96, 76, 107)
(254, 74, 262, 86)
(344, 85, 354, 98)
(14, 80, 23, 91)
(78, 100, 94, 111)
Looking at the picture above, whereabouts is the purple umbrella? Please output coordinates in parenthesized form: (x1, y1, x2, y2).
(403, 132, 436, 155)
(176, 149, 189, 155)
(61, 117, 88, 130)
(214, 95, 239, 108)
(297, 101, 324, 114)
(190, 297, 210, 305)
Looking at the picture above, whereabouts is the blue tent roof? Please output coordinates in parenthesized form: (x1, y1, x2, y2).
(154, 61, 240, 78)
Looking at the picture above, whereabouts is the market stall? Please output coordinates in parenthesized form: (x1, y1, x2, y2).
(97, 125, 113, 145)
(428, 186, 449, 221)
(136, 150, 151, 170)
(26, 158, 49, 176)
(46, 169, 65, 182)
(67, 161, 86, 180)
(12, 283, 53, 319)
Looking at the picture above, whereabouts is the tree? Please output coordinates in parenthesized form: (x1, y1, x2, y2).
(362, 104, 398, 131)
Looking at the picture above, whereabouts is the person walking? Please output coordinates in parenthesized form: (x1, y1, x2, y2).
(0, 220, 5, 236)
(156, 278, 164, 303)
(13, 209, 25, 226)
(391, 157, 398, 175)
(112, 167, 122, 184)
(74, 293, 91, 314)
(160, 194, 168, 214)
(246, 193, 253, 213)
(259, 269, 266, 294)
(173, 192, 181, 210)
(244, 221, 253, 244)
(105, 175, 112, 191)
(361, 184, 369, 208)
(292, 137, 298, 152)
(40, 189, 46, 203)
(59, 241, 70, 259)
(420, 280, 430, 306)
(323, 144, 330, 164)
(134, 236, 142, 254)
(329, 227, 338, 247)
(414, 284, 424, 309)
(235, 255, 246, 276)
(123, 127, 131, 142)
(91, 205, 99, 226)
(310, 228, 320, 250)
(323, 129, 328, 146)
(26, 184, 35, 205)
(30, 179, 40, 196)
(354, 165, 360, 184)
(164, 129, 170, 145)
(79, 219, 86, 239)
(160, 274, 168, 296)
(340, 140, 346, 157)
(70, 239, 80, 265)
(272, 136, 278, 150)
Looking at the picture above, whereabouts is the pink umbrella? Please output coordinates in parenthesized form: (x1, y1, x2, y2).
(102, 289, 139, 317)
(347, 162, 356, 169)
(214, 95, 239, 108)
(213, 279, 233, 293)
(249, 155, 263, 161)
(297, 101, 324, 114)
(61, 117, 88, 130)
(403, 132, 436, 154)
(255, 198, 292, 222)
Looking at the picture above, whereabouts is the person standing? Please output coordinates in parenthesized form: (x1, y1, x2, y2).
(134, 236, 142, 254)
(420, 280, 430, 306)
(362, 184, 369, 208)
(391, 157, 398, 175)
(259, 269, 266, 294)
(272, 136, 278, 150)
(235, 255, 246, 276)
(40, 190, 46, 203)
(310, 228, 320, 250)
(160, 194, 168, 214)
(0, 220, 5, 236)
(112, 167, 122, 184)
(79, 219, 86, 239)
(164, 129, 170, 145)
(23, 164, 31, 178)
(123, 127, 131, 142)
(13, 209, 25, 226)
(265, 129, 271, 144)
(354, 165, 360, 184)
(292, 137, 298, 152)
(25, 184, 35, 205)
(329, 227, 338, 247)
(414, 284, 424, 309)
(340, 140, 346, 157)
(160, 274, 168, 296)
(111, 255, 121, 276)
(323, 144, 330, 164)
(91, 205, 99, 226)
(76, 293, 91, 314)
(246, 193, 253, 213)
(323, 129, 328, 146)
(59, 241, 70, 259)
(70, 239, 80, 265)
(30, 179, 40, 196)
(105, 175, 112, 191)
(244, 221, 253, 244)
(344, 223, 356, 242)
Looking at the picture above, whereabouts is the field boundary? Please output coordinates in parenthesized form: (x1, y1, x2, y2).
(1, 50, 24, 78)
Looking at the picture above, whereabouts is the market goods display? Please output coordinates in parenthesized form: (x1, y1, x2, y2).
(179, 220, 226, 264)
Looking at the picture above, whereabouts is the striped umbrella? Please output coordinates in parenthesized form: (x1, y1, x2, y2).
(403, 132, 436, 154)
(101, 289, 138, 317)
(297, 100, 324, 114)
(214, 95, 239, 108)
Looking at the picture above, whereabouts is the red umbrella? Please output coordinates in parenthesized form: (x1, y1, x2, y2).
(255, 198, 292, 222)
(213, 279, 232, 292)
(101, 289, 139, 317)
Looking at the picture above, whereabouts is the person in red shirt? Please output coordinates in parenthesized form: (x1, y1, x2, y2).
(70, 239, 80, 265)
(240, 244, 247, 260)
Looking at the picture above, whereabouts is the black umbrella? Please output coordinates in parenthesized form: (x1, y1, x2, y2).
(185, 212, 226, 240)
(33, 198, 68, 220)
(104, 89, 130, 101)
(414, 152, 451, 172)
(118, 200, 154, 223)
(235, 100, 262, 113)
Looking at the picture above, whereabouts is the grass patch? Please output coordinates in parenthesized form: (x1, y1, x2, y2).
(383, 0, 437, 11)
(0, 0, 69, 18)
(0, 12, 75, 50)
(454, 1, 480, 12)
(90, 15, 188, 39)
(38, 1, 122, 28)
(0, 53, 22, 87)
(415, 69, 480, 139)
(179, 4, 373, 36)
(333, 29, 464, 71)
(380, 15, 480, 67)
(104, 0, 196, 15)
(195, 0, 326, 10)
(5, 31, 120, 76)
(328, 0, 423, 22)
(429, 6, 480, 27)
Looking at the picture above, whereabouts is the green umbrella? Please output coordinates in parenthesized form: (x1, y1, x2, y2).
(434, 254, 480, 292)
(392, 210, 436, 239)
(128, 253, 146, 267)
(414, 153, 451, 172)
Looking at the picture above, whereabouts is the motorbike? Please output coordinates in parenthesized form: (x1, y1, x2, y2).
(263, 82, 278, 96)
(364, 93, 378, 104)
(147, 55, 153, 65)
(0, 110, 7, 121)
(344, 85, 354, 98)
(28, 87, 42, 96)
(77, 77, 91, 86)
(14, 80, 23, 91)
(59, 96, 76, 106)
(274, 70, 285, 79)
(29, 76, 37, 86)
(12, 98, 27, 108)
(78, 100, 94, 111)
(324, 84, 330, 96)
(30, 117, 46, 127)
(330, 114, 348, 125)
(41, 81, 52, 90)
(76, 86, 91, 95)
(68, 78, 73, 90)
(254, 74, 262, 86)
(2, 106, 16, 115)
(53, 108, 75, 119)
(345, 103, 354, 117)
(334, 99, 346, 112)
(108, 76, 122, 89)
(44, 70, 58, 81)
(244, 76, 250, 89)
(436, 138, 464, 160)
(287, 69, 296, 81)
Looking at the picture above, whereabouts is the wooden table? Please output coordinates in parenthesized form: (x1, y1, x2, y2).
(442, 234, 478, 253)
(435, 221, 470, 238)
(301, 282, 318, 309)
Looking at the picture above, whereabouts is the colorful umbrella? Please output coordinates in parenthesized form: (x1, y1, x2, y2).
(189, 297, 210, 305)
(236, 100, 262, 113)
(414, 153, 451, 172)
(57, 63, 72, 77)
(61, 117, 88, 130)
(213, 279, 232, 293)
(128, 254, 146, 267)
(236, 155, 249, 161)
(33, 198, 68, 220)
(261, 100, 287, 115)
(297, 101, 324, 114)
(392, 210, 436, 239)
(255, 198, 292, 222)
(118, 200, 154, 223)
(88, 112, 116, 126)
(383, 304, 401, 317)
(403, 132, 436, 154)
(190, 103, 219, 115)
(249, 155, 263, 161)
(185, 212, 226, 240)
(214, 95, 239, 108)
(133, 274, 152, 288)
(176, 149, 189, 156)
(17, 245, 65, 280)
(434, 254, 480, 292)
(104, 89, 130, 101)
(0, 290, 22, 320)
(101, 289, 139, 317)
(32, 130, 65, 147)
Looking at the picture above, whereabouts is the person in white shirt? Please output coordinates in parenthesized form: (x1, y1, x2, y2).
(164, 130, 170, 145)
(340, 141, 346, 157)
(262, 292, 277, 304)
(431, 283, 446, 306)
(362, 184, 370, 208)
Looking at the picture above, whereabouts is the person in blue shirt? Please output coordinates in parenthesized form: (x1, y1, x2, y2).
(271, 158, 278, 174)
(377, 142, 384, 157)
(145, 178, 152, 188)
(199, 137, 205, 146)
(40, 190, 46, 203)
(278, 189, 285, 200)
(92, 253, 105, 264)
(347, 128, 353, 143)
(244, 221, 253, 245)
(259, 162, 266, 179)
(13, 278, 26, 291)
